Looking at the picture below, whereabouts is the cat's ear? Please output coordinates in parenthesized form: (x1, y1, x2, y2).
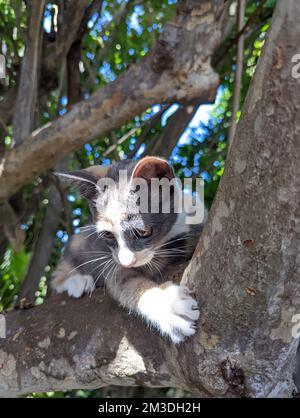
(55, 165, 110, 200)
(131, 156, 174, 181)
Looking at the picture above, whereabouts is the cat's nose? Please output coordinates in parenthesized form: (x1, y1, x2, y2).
(118, 248, 136, 268)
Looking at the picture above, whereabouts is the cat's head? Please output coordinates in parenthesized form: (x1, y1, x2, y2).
(59, 157, 186, 268)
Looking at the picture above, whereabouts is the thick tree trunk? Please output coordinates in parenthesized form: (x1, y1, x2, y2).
(0, 0, 299, 398)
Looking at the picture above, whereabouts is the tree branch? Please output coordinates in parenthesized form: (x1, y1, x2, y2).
(12, 0, 45, 146)
(16, 184, 63, 305)
(0, 0, 225, 202)
(42, 1, 89, 83)
(1, 264, 187, 397)
(146, 100, 202, 159)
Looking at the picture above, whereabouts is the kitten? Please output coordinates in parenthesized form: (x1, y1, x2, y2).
(52, 156, 205, 344)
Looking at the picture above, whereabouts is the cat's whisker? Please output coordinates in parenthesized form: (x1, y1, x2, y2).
(108, 263, 119, 289)
(113, 264, 119, 288)
(90, 257, 112, 274)
(155, 249, 194, 258)
(154, 245, 194, 256)
(90, 258, 114, 294)
(154, 234, 194, 250)
(158, 243, 194, 249)
(96, 231, 106, 241)
(83, 230, 101, 240)
(78, 225, 96, 231)
(78, 250, 111, 255)
(102, 259, 115, 281)
(156, 254, 189, 258)
(68, 256, 108, 275)
(92, 257, 115, 293)
(90, 269, 102, 295)
(155, 248, 190, 254)
(145, 261, 154, 276)
(83, 230, 107, 241)
(101, 260, 118, 291)
(150, 259, 163, 279)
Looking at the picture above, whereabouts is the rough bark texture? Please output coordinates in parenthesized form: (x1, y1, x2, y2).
(0, 265, 186, 397)
(180, 0, 300, 396)
(0, 0, 299, 398)
(0, 0, 224, 202)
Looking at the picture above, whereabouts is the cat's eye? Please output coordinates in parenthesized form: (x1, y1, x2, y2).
(135, 226, 153, 238)
(102, 231, 115, 239)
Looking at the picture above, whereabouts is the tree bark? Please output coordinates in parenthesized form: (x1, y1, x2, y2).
(12, 0, 45, 146)
(17, 184, 63, 304)
(0, 0, 224, 202)
(1, 0, 299, 398)
(41, 0, 89, 86)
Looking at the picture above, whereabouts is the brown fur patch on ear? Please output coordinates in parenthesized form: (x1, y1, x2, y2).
(86, 165, 111, 180)
(132, 156, 174, 181)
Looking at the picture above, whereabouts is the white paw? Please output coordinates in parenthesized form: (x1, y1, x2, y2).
(138, 284, 200, 344)
(55, 274, 94, 298)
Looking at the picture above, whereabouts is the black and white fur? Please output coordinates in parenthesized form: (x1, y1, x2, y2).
(52, 157, 204, 344)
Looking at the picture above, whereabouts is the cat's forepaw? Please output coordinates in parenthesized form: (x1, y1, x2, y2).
(53, 274, 94, 298)
(163, 285, 200, 344)
(138, 283, 200, 344)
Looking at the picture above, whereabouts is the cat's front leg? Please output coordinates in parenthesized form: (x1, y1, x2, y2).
(137, 282, 200, 344)
(107, 277, 200, 344)
(52, 260, 94, 298)
(54, 274, 94, 298)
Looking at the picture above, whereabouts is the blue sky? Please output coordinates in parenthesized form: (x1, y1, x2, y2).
(161, 103, 214, 146)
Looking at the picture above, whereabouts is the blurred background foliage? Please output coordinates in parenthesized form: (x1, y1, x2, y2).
(0, 0, 275, 397)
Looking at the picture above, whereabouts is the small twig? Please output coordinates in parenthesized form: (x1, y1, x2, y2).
(95, 0, 137, 64)
(228, 0, 245, 150)
(0, 115, 8, 136)
(82, 55, 98, 86)
(104, 105, 168, 158)
(213, 0, 268, 68)
(11, 0, 26, 41)
(104, 127, 140, 157)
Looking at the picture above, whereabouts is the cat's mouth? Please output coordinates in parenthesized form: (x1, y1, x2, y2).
(116, 248, 155, 268)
